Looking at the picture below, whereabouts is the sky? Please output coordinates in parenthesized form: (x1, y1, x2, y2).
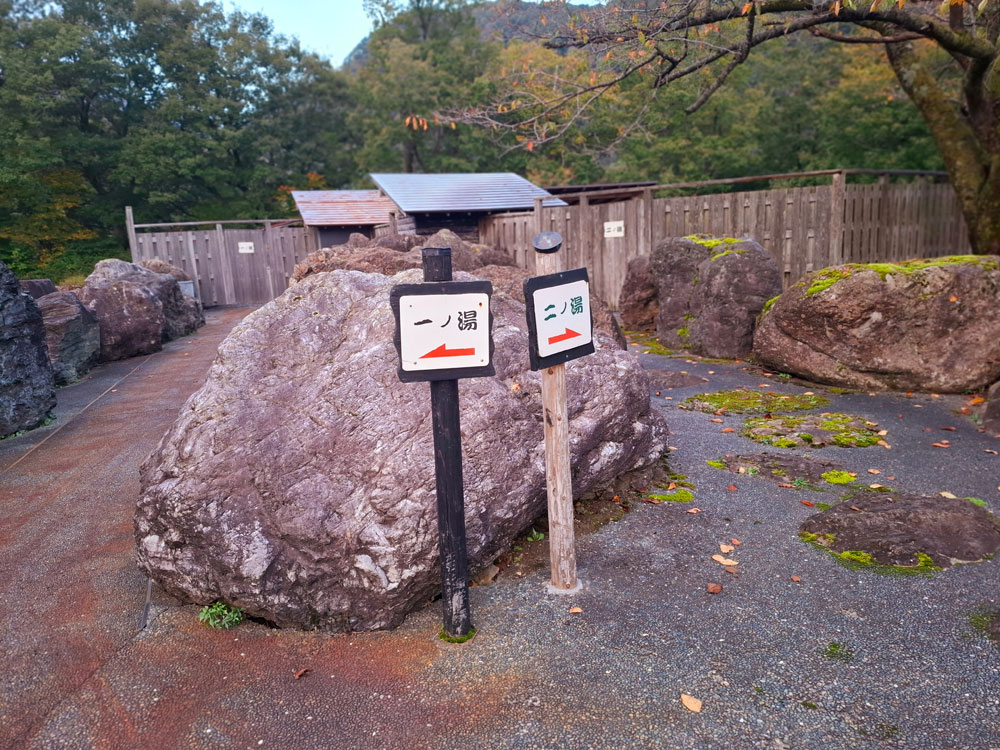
(225, 1, 604, 68)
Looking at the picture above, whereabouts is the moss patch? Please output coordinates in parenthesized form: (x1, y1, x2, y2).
(684, 389, 829, 414)
(821, 470, 856, 485)
(966, 497, 988, 509)
(439, 626, 477, 643)
(706, 459, 727, 470)
(742, 412, 880, 449)
(822, 642, 855, 662)
(760, 294, 780, 316)
(803, 256, 1000, 298)
(806, 267, 851, 296)
(683, 234, 742, 250)
(648, 489, 695, 503)
(710, 248, 747, 262)
(798, 532, 941, 576)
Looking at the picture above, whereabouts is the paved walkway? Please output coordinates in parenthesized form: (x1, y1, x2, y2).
(2, 313, 998, 750)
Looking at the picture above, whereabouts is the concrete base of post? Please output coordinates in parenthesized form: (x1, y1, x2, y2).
(546, 577, 584, 596)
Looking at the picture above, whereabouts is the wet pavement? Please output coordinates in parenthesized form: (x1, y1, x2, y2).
(2, 318, 999, 750)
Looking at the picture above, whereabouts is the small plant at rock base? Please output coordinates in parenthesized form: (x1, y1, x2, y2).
(966, 497, 988, 509)
(198, 601, 244, 629)
(439, 626, 477, 644)
(526, 528, 545, 542)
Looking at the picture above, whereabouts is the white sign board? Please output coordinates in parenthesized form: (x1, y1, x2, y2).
(237, 242, 255, 254)
(399, 292, 490, 372)
(603, 220, 624, 239)
(530, 279, 592, 358)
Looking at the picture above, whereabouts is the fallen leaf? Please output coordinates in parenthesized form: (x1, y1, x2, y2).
(931, 442, 950, 449)
(949, 294, 959, 302)
(294, 668, 311, 680)
(931, 393, 941, 399)
(664, 396, 673, 400)
(706, 583, 722, 594)
(680, 693, 703, 713)
(869, 483, 883, 489)
(728, 484, 738, 492)
(710, 418, 724, 423)
(731, 538, 742, 546)
(655, 391, 661, 396)
(985, 449, 998, 455)
(790, 576, 802, 582)
(887, 475, 896, 481)
(940, 426, 957, 432)
(569, 606, 582, 614)
(713, 409, 726, 415)
(969, 396, 985, 405)
(612, 495, 621, 503)
(737, 467, 746, 474)
(877, 429, 888, 436)
(719, 544, 735, 553)
(868, 468, 881, 474)
(804, 391, 814, 396)
(778, 483, 794, 489)
(724, 567, 739, 576)
(667, 482, 677, 490)
(708, 370, 715, 374)
(877, 440, 892, 449)
(721, 428, 735, 433)
(711, 554, 738, 566)
(939, 491, 958, 499)
(801, 500, 815, 507)
(642, 497, 661, 504)
(758, 384, 769, 388)
(850, 505, 863, 512)
(687, 508, 702, 514)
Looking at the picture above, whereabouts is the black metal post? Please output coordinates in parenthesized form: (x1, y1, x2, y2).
(423, 247, 473, 638)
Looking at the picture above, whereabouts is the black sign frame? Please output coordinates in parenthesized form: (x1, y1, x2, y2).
(390, 280, 495, 383)
(523, 267, 595, 371)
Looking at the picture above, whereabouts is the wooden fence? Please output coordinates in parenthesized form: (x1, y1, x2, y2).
(127, 210, 318, 306)
(479, 170, 971, 308)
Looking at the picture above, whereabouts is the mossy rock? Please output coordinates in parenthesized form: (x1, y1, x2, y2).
(684, 389, 829, 414)
(710, 453, 849, 485)
(799, 488, 1000, 572)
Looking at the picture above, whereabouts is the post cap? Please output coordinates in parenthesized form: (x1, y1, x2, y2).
(532, 231, 563, 254)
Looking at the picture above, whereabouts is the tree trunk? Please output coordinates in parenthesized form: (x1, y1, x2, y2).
(884, 38, 1000, 254)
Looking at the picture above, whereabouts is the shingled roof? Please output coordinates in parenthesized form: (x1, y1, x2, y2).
(370, 173, 566, 214)
(291, 190, 397, 227)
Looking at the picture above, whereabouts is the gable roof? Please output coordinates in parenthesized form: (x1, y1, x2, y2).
(291, 190, 397, 227)
(369, 173, 567, 214)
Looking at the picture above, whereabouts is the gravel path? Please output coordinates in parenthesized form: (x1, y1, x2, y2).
(3, 334, 998, 750)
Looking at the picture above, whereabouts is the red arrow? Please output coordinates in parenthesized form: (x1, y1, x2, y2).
(548, 328, 582, 345)
(420, 343, 476, 359)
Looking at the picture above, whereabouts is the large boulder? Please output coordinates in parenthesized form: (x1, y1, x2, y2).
(619, 256, 657, 332)
(78, 282, 164, 362)
(754, 256, 1000, 392)
(0, 262, 56, 436)
(140, 258, 192, 282)
(20, 279, 57, 299)
(136, 269, 667, 631)
(86, 259, 203, 341)
(36, 291, 101, 384)
(292, 239, 624, 349)
(984, 380, 1000, 436)
(650, 236, 781, 358)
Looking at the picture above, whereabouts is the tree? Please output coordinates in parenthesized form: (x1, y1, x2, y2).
(460, 0, 1000, 254)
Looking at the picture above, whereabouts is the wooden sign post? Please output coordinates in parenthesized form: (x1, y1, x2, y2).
(524, 232, 595, 592)
(390, 247, 494, 639)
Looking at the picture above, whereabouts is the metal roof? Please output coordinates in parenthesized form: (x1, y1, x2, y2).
(291, 190, 397, 227)
(369, 173, 567, 214)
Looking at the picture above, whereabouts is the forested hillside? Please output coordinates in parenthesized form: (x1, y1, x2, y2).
(0, 0, 940, 282)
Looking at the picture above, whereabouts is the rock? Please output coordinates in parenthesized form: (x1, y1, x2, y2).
(85, 258, 203, 341)
(19, 279, 57, 299)
(714, 453, 848, 484)
(373, 234, 423, 253)
(619, 256, 657, 331)
(800, 488, 1000, 569)
(983, 381, 1000, 436)
(36, 291, 100, 384)
(754, 256, 1000, 392)
(650, 236, 781, 358)
(293, 243, 624, 349)
(140, 258, 192, 281)
(136, 268, 667, 631)
(420, 229, 516, 271)
(0, 262, 56, 436)
(78, 282, 164, 361)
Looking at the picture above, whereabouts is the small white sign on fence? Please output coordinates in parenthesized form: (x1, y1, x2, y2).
(238, 242, 255, 254)
(603, 220, 624, 238)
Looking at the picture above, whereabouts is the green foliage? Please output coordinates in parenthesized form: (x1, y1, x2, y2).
(438, 625, 477, 643)
(822, 642, 855, 662)
(966, 497, 988, 509)
(821, 470, 856, 485)
(198, 601, 244, 629)
(526, 527, 545, 542)
(684, 389, 829, 414)
(648, 489, 695, 503)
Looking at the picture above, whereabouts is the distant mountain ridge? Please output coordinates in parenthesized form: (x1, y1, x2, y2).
(341, 0, 597, 69)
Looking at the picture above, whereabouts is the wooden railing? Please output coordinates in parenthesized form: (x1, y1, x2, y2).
(479, 170, 970, 308)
